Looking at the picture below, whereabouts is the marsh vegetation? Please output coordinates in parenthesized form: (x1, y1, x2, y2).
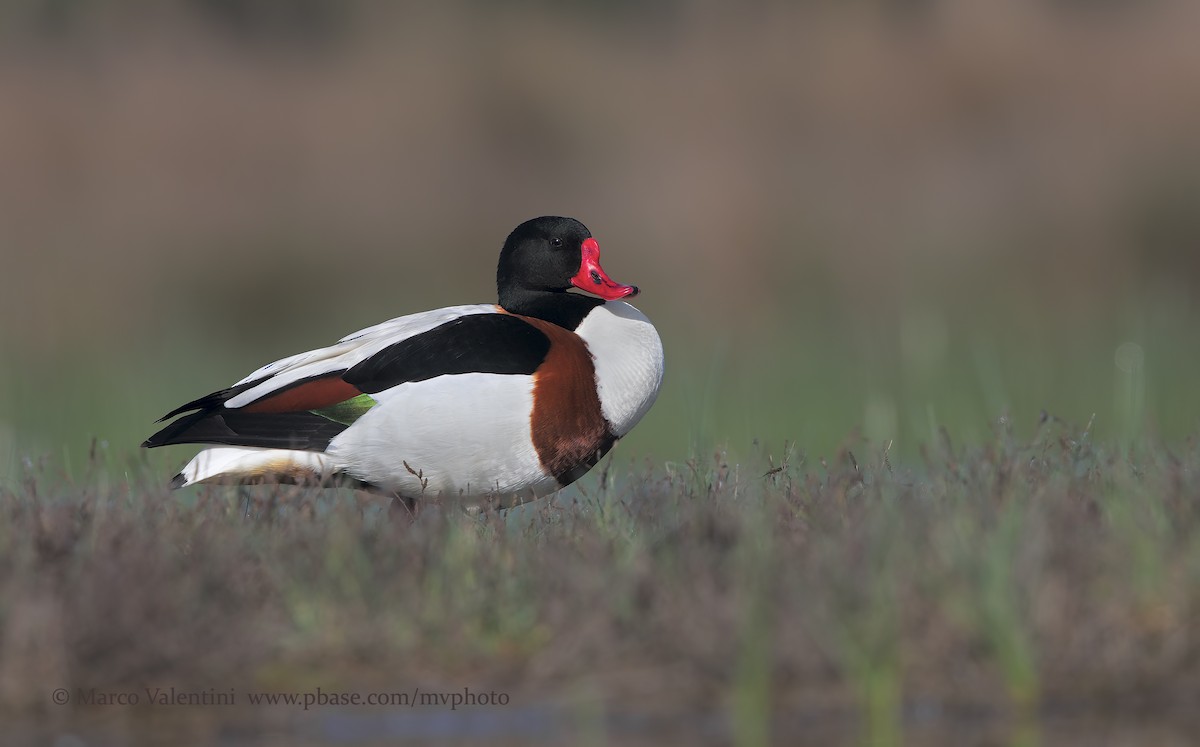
(4, 417, 1199, 745)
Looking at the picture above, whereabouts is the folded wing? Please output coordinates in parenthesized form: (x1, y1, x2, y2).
(143, 309, 553, 453)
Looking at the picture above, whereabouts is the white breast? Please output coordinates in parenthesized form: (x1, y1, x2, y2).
(574, 301, 664, 437)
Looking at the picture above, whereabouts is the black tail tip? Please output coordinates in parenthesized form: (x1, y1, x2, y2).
(168, 473, 188, 490)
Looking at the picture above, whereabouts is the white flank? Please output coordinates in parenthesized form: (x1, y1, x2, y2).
(226, 305, 496, 409)
(326, 372, 557, 503)
(177, 446, 337, 486)
(575, 301, 665, 436)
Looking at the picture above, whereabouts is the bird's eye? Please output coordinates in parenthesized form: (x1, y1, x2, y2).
(550, 237, 564, 248)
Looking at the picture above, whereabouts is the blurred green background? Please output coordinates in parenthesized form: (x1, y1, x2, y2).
(2, 0, 1199, 482)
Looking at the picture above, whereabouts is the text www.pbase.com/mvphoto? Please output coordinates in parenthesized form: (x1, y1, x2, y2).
(54, 686, 510, 711)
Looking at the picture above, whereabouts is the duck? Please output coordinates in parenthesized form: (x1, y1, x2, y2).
(143, 216, 664, 513)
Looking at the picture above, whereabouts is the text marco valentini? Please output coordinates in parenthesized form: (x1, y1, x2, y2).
(75, 687, 235, 706)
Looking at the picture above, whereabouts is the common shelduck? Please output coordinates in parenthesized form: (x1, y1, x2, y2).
(144, 217, 664, 512)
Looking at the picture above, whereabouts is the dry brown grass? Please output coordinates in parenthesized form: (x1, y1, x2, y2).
(2, 419, 1199, 743)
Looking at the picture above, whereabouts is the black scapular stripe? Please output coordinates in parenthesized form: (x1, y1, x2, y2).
(144, 313, 552, 452)
(344, 313, 551, 393)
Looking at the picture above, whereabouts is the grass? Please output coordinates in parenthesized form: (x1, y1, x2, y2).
(6, 286, 1200, 487)
(3, 418, 1199, 745)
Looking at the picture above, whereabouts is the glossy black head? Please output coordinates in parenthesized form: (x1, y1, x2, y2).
(497, 216, 593, 296)
(496, 216, 637, 328)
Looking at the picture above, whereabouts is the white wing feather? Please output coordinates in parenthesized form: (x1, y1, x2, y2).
(226, 304, 496, 409)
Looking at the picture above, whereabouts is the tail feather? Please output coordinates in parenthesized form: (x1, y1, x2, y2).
(144, 408, 348, 451)
(155, 377, 267, 423)
(171, 447, 339, 488)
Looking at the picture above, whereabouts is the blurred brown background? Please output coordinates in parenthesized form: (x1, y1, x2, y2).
(2, 0, 1199, 473)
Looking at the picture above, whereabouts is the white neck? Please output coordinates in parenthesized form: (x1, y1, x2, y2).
(574, 301, 664, 437)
